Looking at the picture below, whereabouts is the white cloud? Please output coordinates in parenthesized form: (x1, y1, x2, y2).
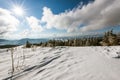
(41, 0, 120, 32)
(19, 29, 30, 38)
(26, 16, 43, 32)
(2, 29, 31, 39)
(41, 7, 76, 31)
(0, 8, 19, 35)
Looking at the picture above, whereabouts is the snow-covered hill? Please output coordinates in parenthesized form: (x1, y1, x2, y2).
(0, 46, 120, 80)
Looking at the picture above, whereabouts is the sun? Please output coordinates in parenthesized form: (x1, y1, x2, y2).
(12, 6, 25, 16)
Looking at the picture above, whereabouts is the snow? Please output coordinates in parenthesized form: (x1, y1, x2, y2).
(0, 46, 120, 80)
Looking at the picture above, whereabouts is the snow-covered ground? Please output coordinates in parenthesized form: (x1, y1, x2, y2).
(0, 46, 120, 80)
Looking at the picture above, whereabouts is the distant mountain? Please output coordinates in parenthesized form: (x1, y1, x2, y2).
(17, 38, 49, 45)
(0, 38, 49, 45)
(0, 39, 8, 42)
(0, 34, 103, 46)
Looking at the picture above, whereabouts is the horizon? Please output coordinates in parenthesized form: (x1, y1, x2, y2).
(0, 30, 110, 40)
(0, 0, 120, 39)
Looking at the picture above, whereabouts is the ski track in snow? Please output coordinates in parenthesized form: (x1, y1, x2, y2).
(0, 46, 120, 80)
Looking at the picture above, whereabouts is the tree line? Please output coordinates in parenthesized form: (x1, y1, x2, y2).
(26, 30, 120, 48)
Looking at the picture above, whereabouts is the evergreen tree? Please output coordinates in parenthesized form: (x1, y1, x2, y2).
(26, 41, 31, 48)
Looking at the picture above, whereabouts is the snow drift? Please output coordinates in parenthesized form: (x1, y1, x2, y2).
(0, 46, 120, 80)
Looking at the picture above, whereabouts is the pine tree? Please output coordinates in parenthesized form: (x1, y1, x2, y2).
(26, 41, 31, 48)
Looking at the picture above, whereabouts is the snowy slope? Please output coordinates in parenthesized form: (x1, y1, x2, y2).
(0, 46, 120, 80)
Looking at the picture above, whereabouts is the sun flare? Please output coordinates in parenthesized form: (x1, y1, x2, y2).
(13, 6, 24, 16)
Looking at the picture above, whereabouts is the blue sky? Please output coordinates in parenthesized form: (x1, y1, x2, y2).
(0, 0, 120, 39)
